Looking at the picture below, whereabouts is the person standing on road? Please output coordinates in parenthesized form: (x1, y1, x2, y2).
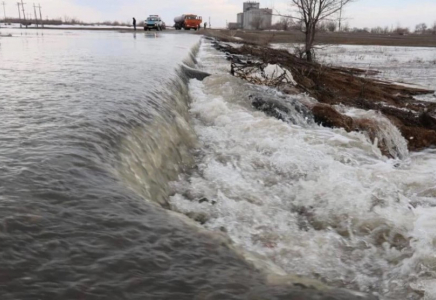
(133, 17, 136, 31)
(204, 22, 207, 30)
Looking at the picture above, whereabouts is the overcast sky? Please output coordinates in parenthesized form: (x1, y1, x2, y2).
(3, 0, 436, 29)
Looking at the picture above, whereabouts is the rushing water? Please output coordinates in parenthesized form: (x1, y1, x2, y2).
(170, 41, 436, 300)
(0, 29, 435, 300)
(1, 29, 377, 300)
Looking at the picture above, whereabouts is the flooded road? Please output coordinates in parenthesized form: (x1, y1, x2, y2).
(0, 30, 269, 300)
(0, 28, 434, 300)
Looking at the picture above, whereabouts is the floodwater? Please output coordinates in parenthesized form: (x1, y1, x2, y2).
(0, 29, 269, 300)
(0, 29, 435, 300)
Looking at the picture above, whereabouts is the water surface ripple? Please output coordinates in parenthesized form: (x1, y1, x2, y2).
(0, 30, 276, 300)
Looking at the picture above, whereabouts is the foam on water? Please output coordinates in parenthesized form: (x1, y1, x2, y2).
(170, 40, 436, 299)
(335, 106, 410, 159)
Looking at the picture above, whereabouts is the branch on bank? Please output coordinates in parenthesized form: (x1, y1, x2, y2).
(211, 40, 436, 153)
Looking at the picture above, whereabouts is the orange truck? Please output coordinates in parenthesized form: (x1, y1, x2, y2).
(174, 14, 202, 30)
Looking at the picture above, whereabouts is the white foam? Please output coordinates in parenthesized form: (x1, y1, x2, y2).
(171, 41, 436, 299)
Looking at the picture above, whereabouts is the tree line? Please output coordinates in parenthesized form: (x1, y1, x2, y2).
(270, 19, 436, 36)
(1, 16, 138, 27)
(252, 0, 434, 62)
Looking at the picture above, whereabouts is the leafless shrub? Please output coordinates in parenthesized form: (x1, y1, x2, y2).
(342, 22, 350, 32)
(415, 23, 427, 34)
(393, 27, 410, 35)
(63, 16, 83, 25)
(325, 21, 337, 32)
(316, 21, 327, 32)
(271, 17, 294, 31)
(371, 27, 384, 34)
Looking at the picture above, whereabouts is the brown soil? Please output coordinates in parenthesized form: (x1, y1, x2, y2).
(211, 40, 436, 153)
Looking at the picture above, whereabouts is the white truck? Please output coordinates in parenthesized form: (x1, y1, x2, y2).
(144, 15, 165, 31)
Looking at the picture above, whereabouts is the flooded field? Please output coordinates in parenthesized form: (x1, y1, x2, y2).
(316, 45, 436, 102)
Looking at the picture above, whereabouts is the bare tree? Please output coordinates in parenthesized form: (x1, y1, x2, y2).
(415, 23, 427, 34)
(371, 26, 391, 35)
(371, 26, 383, 34)
(280, 17, 294, 31)
(290, 0, 354, 61)
(326, 20, 337, 32)
(271, 18, 294, 31)
(394, 26, 409, 35)
(316, 21, 327, 32)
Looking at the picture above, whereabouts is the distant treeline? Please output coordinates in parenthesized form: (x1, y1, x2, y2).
(0, 16, 138, 27)
(1, 18, 62, 25)
(250, 18, 436, 36)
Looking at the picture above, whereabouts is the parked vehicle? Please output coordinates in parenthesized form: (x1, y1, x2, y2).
(145, 15, 164, 31)
(174, 14, 202, 31)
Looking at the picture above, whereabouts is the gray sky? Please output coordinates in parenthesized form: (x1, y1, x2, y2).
(3, 0, 436, 29)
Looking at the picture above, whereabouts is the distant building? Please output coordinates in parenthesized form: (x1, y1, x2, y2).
(228, 22, 240, 30)
(243, 1, 260, 12)
(237, 13, 244, 27)
(243, 8, 272, 30)
(231, 1, 272, 30)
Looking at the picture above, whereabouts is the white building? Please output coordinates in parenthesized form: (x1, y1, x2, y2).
(231, 1, 272, 30)
(243, 1, 260, 12)
(243, 8, 272, 30)
(237, 13, 244, 26)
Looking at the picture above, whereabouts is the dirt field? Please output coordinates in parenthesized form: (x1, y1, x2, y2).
(205, 29, 436, 48)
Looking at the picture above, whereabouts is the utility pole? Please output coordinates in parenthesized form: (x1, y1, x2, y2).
(20, 0, 27, 28)
(208, 17, 211, 29)
(338, 0, 343, 32)
(33, 3, 38, 27)
(17, 2, 21, 27)
(2, 1, 6, 21)
(37, 3, 42, 27)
